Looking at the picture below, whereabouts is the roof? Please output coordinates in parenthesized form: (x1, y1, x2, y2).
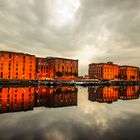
(46, 56, 78, 61)
(89, 62, 118, 66)
(36, 57, 46, 59)
(119, 65, 139, 69)
(0, 50, 35, 56)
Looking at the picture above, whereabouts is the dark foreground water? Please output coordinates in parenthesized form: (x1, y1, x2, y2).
(0, 86, 140, 140)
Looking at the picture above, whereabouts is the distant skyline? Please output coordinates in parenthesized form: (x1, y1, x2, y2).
(0, 0, 140, 75)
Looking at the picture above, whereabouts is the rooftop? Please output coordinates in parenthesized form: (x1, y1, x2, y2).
(0, 50, 35, 56)
(89, 62, 118, 66)
(46, 56, 78, 61)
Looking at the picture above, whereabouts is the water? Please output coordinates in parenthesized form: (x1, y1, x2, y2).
(0, 86, 140, 140)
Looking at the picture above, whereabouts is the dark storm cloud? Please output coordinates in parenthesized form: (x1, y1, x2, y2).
(0, 0, 140, 74)
(0, 111, 140, 140)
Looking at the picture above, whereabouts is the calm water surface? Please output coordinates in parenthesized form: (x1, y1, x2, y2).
(0, 86, 140, 140)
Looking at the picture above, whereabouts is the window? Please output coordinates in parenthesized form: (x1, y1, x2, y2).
(0, 72, 3, 78)
(9, 54, 12, 58)
(29, 73, 31, 79)
(8, 73, 10, 78)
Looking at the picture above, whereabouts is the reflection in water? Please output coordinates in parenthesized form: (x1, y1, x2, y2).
(0, 86, 77, 114)
(0, 86, 140, 140)
(0, 87, 35, 113)
(88, 86, 140, 103)
(34, 86, 77, 107)
(0, 86, 140, 113)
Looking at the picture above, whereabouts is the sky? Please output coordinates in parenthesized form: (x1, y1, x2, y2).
(0, 0, 140, 75)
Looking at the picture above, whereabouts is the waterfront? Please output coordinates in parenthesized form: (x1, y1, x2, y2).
(0, 86, 140, 140)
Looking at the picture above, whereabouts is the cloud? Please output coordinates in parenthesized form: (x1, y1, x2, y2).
(0, 0, 140, 74)
(0, 110, 140, 140)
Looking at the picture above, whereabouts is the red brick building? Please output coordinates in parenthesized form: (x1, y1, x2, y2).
(36, 57, 53, 80)
(119, 66, 139, 81)
(88, 87, 119, 103)
(0, 51, 36, 80)
(34, 86, 77, 107)
(119, 86, 139, 100)
(45, 86, 77, 107)
(46, 57, 78, 79)
(89, 62, 119, 80)
(0, 87, 34, 113)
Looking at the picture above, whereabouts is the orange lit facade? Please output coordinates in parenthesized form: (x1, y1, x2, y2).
(0, 87, 34, 113)
(36, 57, 53, 80)
(45, 86, 77, 107)
(46, 57, 78, 79)
(119, 86, 139, 100)
(119, 66, 139, 81)
(89, 62, 119, 80)
(88, 86, 140, 103)
(88, 87, 119, 103)
(34, 86, 77, 107)
(0, 51, 36, 80)
(34, 86, 49, 107)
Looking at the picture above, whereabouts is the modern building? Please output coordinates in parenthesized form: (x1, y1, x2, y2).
(119, 66, 139, 81)
(0, 51, 36, 80)
(89, 62, 119, 80)
(46, 57, 78, 79)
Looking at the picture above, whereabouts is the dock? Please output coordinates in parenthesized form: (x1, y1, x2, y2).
(0, 79, 140, 87)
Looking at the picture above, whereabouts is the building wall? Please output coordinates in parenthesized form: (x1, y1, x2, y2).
(119, 86, 139, 100)
(0, 51, 36, 80)
(119, 66, 139, 81)
(46, 57, 78, 79)
(34, 86, 77, 107)
(0, 87, 34, 113)
(88, 87, 118, 103)
(88, 86, 139, 103)
(36, 57, 53, 80)
(89, 62, 119, 80)
(45, 87, 77, 107)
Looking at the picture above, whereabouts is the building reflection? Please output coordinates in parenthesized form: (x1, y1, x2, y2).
(119, 86, 139, 100)
(0, 86, 77, 113)
(88, 86, 140, 103)
(0, 87, 35, 113)
(88, 87, 119, 103)
(34, 86, 77, 108)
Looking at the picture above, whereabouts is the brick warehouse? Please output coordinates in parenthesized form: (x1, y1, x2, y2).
(0, 51, 36, 80)
(119, 66, 139, 81)
(89, 62, 140, 81)
(89, 62, 119, 80)
(36, 57, 53, 80)
(46, 57, 78, 79)
(0, 51, 78, 80)
(0, 87, 35, 113)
